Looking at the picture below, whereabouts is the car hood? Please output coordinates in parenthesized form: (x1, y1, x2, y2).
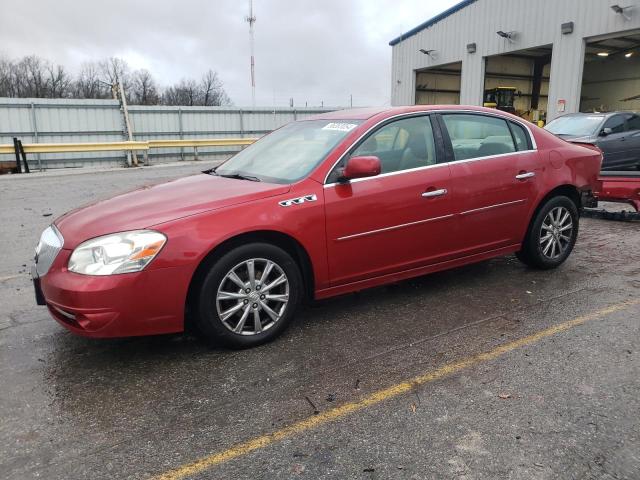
(55, 173, 290, 248)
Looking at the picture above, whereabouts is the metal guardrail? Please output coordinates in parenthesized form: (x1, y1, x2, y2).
(0, 137, 259, 172)
(148, 138, 257, 148)
(0, 138, 258, 154)
(0, 141, 149, 154)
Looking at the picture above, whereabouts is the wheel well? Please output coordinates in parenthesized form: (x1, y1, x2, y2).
(539, 185, 582, 213)
(520, 184, 581, 250)
(185, 231, 315, 329)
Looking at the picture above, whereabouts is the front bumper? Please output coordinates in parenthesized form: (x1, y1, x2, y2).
(35, 249, 192, 337)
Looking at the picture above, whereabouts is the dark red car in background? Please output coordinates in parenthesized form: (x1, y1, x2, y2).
(32, 106, 602, 348)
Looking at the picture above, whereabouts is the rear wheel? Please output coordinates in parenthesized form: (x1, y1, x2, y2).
(194, 243, 302, 348)
(516, 196, 579, 269)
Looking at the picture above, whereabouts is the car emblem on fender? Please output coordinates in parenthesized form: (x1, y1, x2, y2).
(278, 194, 317, 207)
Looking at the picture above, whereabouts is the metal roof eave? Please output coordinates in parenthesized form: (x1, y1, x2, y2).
(388, 0, 478, 46)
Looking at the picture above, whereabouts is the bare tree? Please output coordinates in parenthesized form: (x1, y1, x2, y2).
(161, 78, 199, 106)
(47, 64, 71, 98)
(130, 69, 159, 105)
(200, 69, 230, 106)
(0, 54, 233, 105)
(161, 71, 231, 106)
(73, 62, 109, 99)
(0, 56, 14, 97)
(14, 56, 49, 97)
(99, 56, 130, 97)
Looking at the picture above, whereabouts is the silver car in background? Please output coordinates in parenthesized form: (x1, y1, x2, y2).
(545, 112, 640, 171)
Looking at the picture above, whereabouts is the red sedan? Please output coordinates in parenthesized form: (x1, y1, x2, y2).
(32, 106, 602, 348)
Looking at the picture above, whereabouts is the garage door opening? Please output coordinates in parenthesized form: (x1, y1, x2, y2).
(483, 45, 553, 124)
(415, 62, 461, 105)
(581, 32, 640, 112)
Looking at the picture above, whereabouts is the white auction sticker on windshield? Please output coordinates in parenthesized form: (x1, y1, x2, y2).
(322, 122, 358, 132)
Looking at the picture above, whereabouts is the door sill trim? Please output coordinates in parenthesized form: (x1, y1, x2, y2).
(316, 243, 521, 300)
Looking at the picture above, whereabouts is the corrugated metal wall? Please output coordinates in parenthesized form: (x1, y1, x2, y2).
(391, 0, 640, 120)
(0, 98, 335, 169)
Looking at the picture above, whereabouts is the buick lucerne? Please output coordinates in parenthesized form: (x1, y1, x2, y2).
(33, 106, 602, 348)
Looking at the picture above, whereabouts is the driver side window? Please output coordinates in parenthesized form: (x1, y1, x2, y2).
(603, 115, 626, 134)
(327, 116, 436, 183)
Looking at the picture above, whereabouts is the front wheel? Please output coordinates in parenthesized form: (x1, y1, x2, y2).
(194, 243, 303, 348)
(516, 196, 579, 270)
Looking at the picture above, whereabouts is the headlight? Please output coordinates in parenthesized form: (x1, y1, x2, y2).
(68, 230, 167, 276)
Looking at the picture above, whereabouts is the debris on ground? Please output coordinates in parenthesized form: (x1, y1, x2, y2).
(304, 396, 319, 415)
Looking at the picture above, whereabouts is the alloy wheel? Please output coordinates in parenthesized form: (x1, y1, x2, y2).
(216, 258, 289, 335)
(539, 206, 573, 259)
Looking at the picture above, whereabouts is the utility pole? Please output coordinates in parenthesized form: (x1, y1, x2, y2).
(245, 0, 257, 108)
(118, 82, 137, 167)
(350, 94, 353, 108)
(100, 79, 136, 167)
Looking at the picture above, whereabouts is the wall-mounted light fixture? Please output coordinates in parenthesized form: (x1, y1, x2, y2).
(597, 52, 610, 57)
(496, 31, 516, 42)
(467, 43, 477, 53)
(419, 49, 436, 58)
(611, 4, 632, 20)
(625, 52, 634, 58)
(561, 22, 574, 34)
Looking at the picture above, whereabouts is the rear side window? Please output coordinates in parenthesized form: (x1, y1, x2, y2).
(509, 121, 532, 151)
(441, 114, 516, 161)
(625, 114, 640, 131)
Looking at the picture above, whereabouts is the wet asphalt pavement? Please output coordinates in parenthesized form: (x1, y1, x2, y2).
(1, 164, 639, 480)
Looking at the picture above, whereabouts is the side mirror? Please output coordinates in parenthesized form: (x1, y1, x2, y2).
(600, 127, 613, 137)
(340, 156, 381, 181)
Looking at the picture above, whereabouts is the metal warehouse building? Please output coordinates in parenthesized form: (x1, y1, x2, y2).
(390, 0, 640, 121)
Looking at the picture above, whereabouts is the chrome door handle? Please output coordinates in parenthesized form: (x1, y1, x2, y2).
(422, 188, 448, 198)
(515, 172, 535, 180)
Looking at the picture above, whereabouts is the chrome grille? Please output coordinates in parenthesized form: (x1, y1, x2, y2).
(35, 225, 64, 277)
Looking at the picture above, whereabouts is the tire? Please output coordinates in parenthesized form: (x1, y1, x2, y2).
(516, 195, 579, 270)
(194, 243, 303, 348)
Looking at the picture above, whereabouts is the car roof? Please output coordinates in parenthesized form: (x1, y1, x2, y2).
(308, 105, 520, 121)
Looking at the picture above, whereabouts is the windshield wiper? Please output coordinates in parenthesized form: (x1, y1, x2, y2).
(218, 173, 261, 182)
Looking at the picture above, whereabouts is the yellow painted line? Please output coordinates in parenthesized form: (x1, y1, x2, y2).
(151, 299, 639, 480)
(0, 274, 22, 282)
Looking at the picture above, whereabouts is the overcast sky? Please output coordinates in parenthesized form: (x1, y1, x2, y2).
(0, 0, 459, 107)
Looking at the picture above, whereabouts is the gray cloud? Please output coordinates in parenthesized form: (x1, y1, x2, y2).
(0, 0, 458, 107)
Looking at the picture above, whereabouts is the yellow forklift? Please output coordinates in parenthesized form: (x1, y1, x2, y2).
(484, 86, 546, 126)
(483, 87, 517, 114)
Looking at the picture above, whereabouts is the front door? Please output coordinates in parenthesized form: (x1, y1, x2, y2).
(599, 114, 632, 170)
(324, 115, 456, 286)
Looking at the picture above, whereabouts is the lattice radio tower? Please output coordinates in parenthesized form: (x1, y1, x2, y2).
(245, 0, 257, 107)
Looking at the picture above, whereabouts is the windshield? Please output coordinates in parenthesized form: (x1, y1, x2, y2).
(545, 115, 603, 137)
(215, 119, 362, 184)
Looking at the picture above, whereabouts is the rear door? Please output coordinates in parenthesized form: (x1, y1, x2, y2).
(324, 114, 457, 286)
(437, 113, 542, 256)
(622, 114, 640, 169)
